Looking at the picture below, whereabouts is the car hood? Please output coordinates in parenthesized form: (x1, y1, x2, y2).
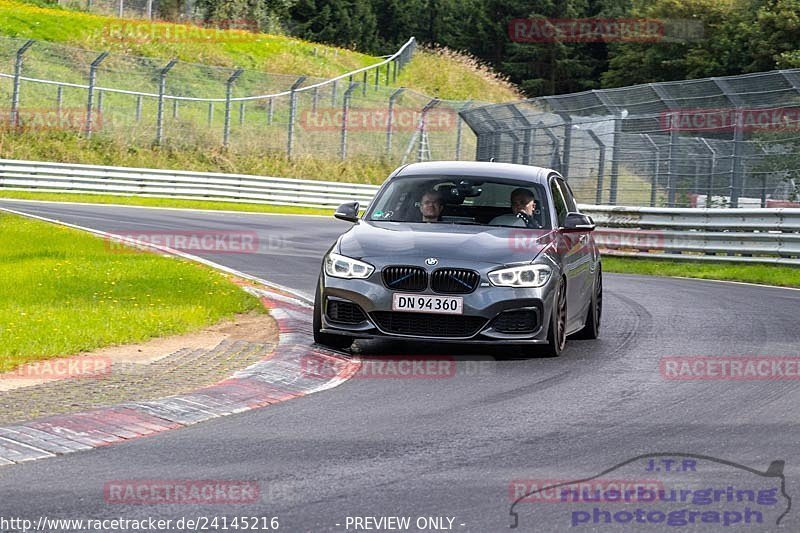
(338, 221, 553, 266)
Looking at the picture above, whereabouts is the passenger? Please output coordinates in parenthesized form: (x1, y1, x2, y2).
(489, 188, 542, 228)
(509, 187, 541, 228)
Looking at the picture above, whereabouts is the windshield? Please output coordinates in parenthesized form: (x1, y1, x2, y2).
(366, 175, 552, 229)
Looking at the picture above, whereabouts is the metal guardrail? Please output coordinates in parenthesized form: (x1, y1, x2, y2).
(1, 158, 798, 265)
(0, 159, 379, 209)
(581, 205, 800, 265)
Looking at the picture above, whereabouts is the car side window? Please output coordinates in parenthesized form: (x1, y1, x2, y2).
(550, 178, 568, 227)
(557, 178, 577, 213)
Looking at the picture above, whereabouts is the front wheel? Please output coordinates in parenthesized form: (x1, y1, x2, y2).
(313, 280, 354, 351)
(574, 267, 602, 340)
(542, 278, 567, 357)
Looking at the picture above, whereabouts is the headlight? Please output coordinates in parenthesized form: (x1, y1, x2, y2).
(488, 264, 552, 288)
(324, 252, 374, 279)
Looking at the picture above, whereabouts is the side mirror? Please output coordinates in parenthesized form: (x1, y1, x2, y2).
(334, 201, 360, 223)
(561, 212, 596, 232)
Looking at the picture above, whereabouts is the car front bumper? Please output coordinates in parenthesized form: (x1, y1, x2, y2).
(318, 269, 559, 344)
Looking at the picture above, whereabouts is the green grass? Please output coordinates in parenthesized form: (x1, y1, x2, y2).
(0, 0, 518, 102)
(395, 46, 520, 102)
(0, 0, 514, 188)
(603, 256, 800, 288)
(0, 130, 397, 184)
(0, 211, 262, 371)
(0, 190, 332, 215)
(0, 0, 378, 77)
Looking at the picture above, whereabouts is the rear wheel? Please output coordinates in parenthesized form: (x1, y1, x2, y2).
(543, 278, 567, 357)
(312, 280, 354, 351)
(574, 267, 602, 340)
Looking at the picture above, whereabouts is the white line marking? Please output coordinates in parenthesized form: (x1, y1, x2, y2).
(0, 197, 330, 218)
(0, 436, 55, 457)
(0, 206, 314, 302)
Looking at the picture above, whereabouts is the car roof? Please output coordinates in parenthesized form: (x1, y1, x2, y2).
(393, 161, 557, 184)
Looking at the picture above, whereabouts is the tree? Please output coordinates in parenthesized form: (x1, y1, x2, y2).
(290, 0, 379, 51)
(599, 0, 798, 88)
(197, 0, 295, 32)
(747, 0, 800, 71)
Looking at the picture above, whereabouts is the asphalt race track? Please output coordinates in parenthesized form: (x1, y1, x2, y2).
(1, 200, 799, 532)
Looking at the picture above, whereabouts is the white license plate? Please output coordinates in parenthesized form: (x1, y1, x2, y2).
(392, 293, 463, 315)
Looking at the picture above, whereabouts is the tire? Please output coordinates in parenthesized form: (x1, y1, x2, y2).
(574, 267, 602, 340)
(543, 278, 567, 357)
(313, 280, 354, 351)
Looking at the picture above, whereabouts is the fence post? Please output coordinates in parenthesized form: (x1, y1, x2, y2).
(608, 114, 623, 205)
(385, 88, 405, 156)
(286, 75, 307, 158)
(267, 97, 273, 125)
(417, 99, 440, 162)
(540, 124, 561, 171)
(522, 128, 533, 165)
(385, 62, 390, 86)
(117, 0, 123, 17)
(559, 114, 573, 179)
(729, 109, 745, 208)
(454, 101, 472, 160)
(312, 87, 319, 113)
(207, 102, 214, 126)
(85, 51, 109, 138)
(135, 95, 142, 122)
(587, 130, 606, 205)
(701, 138, 717, 207)
(640, 134, 660, 207)
(223, 68, 244, 148)
(146, 0, 152, 19)
(239, 101, 245, 126)
(374, 67, 379, 90)
(331, 80, 338, 106)
(155, 58, 177, 145)
(401, 98, 440, 164)
(10, 40, 35, 128)
(362, 71, 368, 96)
(421, 99, 438, 161)
(340, 82, 358, 161)
(56, 85, 63, 123)
(665, 129, 679, 207)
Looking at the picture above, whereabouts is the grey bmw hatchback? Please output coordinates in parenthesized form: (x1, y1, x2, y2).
(313, 161, 602, 356)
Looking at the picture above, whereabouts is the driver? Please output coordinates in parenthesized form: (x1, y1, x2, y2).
(419, 190, 444, 222)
